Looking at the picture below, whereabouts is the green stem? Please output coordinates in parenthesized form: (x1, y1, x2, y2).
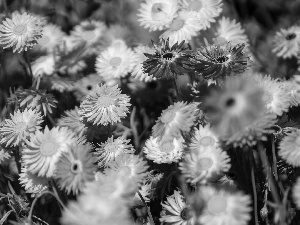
(250, 151, 259, 225)
(271, 135, 278, 181)
(24, 51, 33, 82)
(50, 180, 66, 208)
(137, 191, 155, 225)
(130, 106, 140, 150)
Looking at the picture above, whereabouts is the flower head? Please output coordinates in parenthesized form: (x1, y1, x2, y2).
(189, 124, 219, 150)
(80, 84, 131, 126)
(31, 54, 55, 78)
(55, 143, 97, 195)
(73, 74, 103, 101)
(143, 39, 194, 79)
(95, 136, 135, 167)
(273, 26, 300, 59)
(279, 129, 300, 167)
(0, 108, 43, 147)
(138, 0, 178, 31)
(0, 11, 43, 52)
(22, 126, 76, 177)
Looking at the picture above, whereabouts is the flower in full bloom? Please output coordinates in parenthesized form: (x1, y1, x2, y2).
(143, 39, 194, 79)
(0, 11, 43, 52)
(80, 84, 131, 126)
(57, 106, 87, 137)
(293, 177, 300, 209)
(143, 136, 186, 164)
(214, 17, 249, 46)
(95, 136, 135, 167)
(95, 43, 136, 79)
(273, 26, 300, 59)
(160, 190, 194, 225)
(152, 101, 198, 141)
(73, 74, 103, 101)
(0, 108, 43, 147)
(22, 126, 76, 177)
(278, 129, 300, 167)
(55, 143, 97, 195)
(179, 145, 231, 184)
(189, 124, 219, 150)
(104, 154, 149, 184)
(193, 43, 251, 83)
(191, 186, 252, 225)
(160, 11, 204, 46)
(31, 55, 55, 78)
(138, 0, 178, 31)
(205, 76, 277, 147)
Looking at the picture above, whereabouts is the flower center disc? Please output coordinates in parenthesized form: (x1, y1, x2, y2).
(40, 141, 58, 156)
(37, 35, 50, 45)
(98, 95, 114, 107)
(109, 57, 122, 67)
(160, 141, 174, 153)
(180, 207, 191, 220)
(13, 24, 27, 35)
(82, 30, 96, 41)
(104, 143, 118, 152)
(151, 3, 163, 13)
(161, 110, 176, 123)
(71, 160, 82, 174)
(285, 33, 296, 40)
(208, 196, 227, 214)
(214, 36, 227, 46)
(170, 19, 185, 31)
(188, 0, 203, 11)
(199, 136, 215, 146)
(197, 157, 213, 170)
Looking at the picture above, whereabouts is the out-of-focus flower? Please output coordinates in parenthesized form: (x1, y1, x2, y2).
(160, 11, 204, 46)
(104, 154, 149, 184)
(22, 126, 76, 177)
(19, 166, 48, 196)
(132, 45, 156, 82)
(279, 129, 300, 167)
(179, 145, 230, 184)
(0, 11, 43, 53)
(95, 136, 135, 167)
(273, 26, 300, 59)
(55, 143, 96, 195)
(193, 43, 251, 83)
(214, 17, 249, 46)
(138, 0, 178, 31)
(73, 74, 103, 101)
(152, 101, 198, 141)
(80, 84, 131, 126)
(0, 108, 43, 147)
(284, 75, 300, 107)
(31, 55, 55, 78)
(95, 43, 135, 79)
(143, 39, 194, 79)
(100, 25, 133, 47)
(160, 190, 194, 225)
(179, 0, 223, 29)
(0, 148, 10, 164)
(191, 186, 252, 225)
(143, 136, 186, 164)
(293, 177, 300, 209)
(189, 124, 219, 150)
(57, 106, 87, 137)
(205, 76, 277, 147)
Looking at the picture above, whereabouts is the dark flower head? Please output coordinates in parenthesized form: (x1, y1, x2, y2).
(193, 42, 251, 83)
(142, 38, 193, 79)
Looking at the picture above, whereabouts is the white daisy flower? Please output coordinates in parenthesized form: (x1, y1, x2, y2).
(31, 54, 55, 78)
(179, 145, 231, 184)
(189, 124, 219, 150)
(160, 10, 204, 46)
(138, 0, 178, 31)
(214, 17, 249, 46)
(22, 126, 76, 177)
(95, 43, 136, 79)
(273, 26, 300, 59)
(0, 108, 43, 147)
(143, 136, 186, 164)
(193, 186, 252, 225)
(279, 129, 300, 167)
(293, 177, 300, 209)
(132, 45, 156, 82)
(0, 11, 43, 52)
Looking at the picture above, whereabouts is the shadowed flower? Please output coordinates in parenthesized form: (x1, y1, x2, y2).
(0, 11, 43, 53)
(80, 84, 131, 126)
(279, 129, 300, 167)
(0, 108, 43, 147)
(143, 39, 194, 79)
(22, 126, 76, 177)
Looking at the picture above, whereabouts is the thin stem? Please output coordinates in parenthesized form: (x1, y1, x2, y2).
(271, 135, 278, 181)
(50, 179, 66, 208)
(172, 77, 180, 100)
(137, 191, 155, 225)
(130, 106, 140, 150)
(14, 147, 21, 174)
(24, 51, 33, 80)
(250, 151, 259, 225)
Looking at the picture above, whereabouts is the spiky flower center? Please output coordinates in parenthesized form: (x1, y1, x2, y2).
(37, 34, 50, 45)
(188, 0, 203, 11)
(160, 141, 174, 153)
(13, 24, 27, 36)
(207, 196, 227, 214)
(40, 140, 58, 156)
(180, 207, 191, 220)
(285, 33, 296, 40)
(161, 110, 176, 123)
(71, 160, 83, 174)
(216, 55, 229, 64)
(97, 95, 115, 107)
(199, 136, 215, 146)
(82, 30, 96, 41)
(109, 57, 122, 67)
(170, 19, 185, 31)
(197, 157, 213, 170)
(163, 52, 174, 60)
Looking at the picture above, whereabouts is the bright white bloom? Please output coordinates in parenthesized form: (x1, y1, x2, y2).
(95, 43, 136, 79)
(138, 0, 178, 31)
(0, 11, 43, 52)
(279, 129, 300, 167)
(189, 124, 219, 150)
(214, 17, 249, 46)
(22, 126, 76, 177)
(80, 84, 131, 126)
(132, 45, 156, 82)
(31, 55, 55, 78)
(160, 11, 204, 46)
(293, 177, 300, 209)
(179, 145, 231, 184)
(0, 108, 43, 147)
(194, 186, 252, 225)
(273, 26, 300, 58)
(143, 136, 186, 164)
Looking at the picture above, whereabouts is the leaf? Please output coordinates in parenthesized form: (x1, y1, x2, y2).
(0, 210, 13, 225)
